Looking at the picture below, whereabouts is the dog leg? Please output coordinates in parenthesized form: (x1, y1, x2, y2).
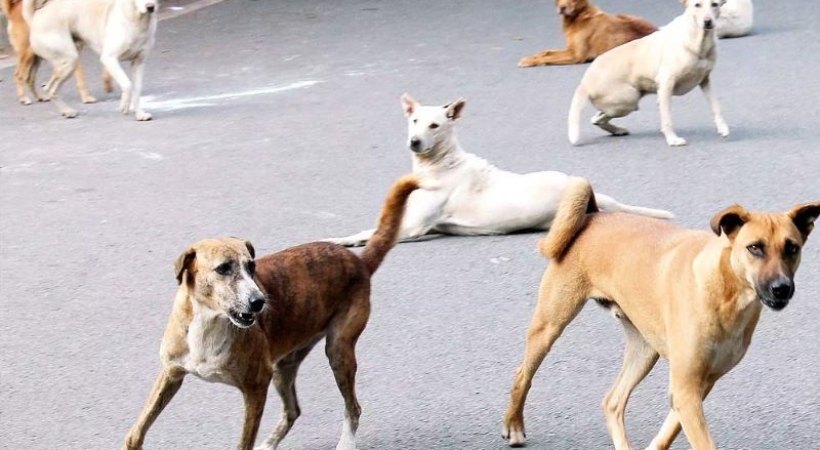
(100, 53, 134, 116)
(122, 369, 185, 450)
(103, 68, 115, 93)
(503, 272, 588, 447)
(255, 346, 315, 450)
(603, 319, 659, 450)
(45, 56, 80, 118)
(15, 48, 38, 105)
(130, 56, 152, 121)
(519, 48, 586, 67)
(238, 384, 270, 450)
(657, 82, 686, 146)
(668, 369, 716, 450)
(699, 76, 729, 138)
(73, 61, 98, 104)
(327, 339, 362, 450)
(645, 381, 715, 450)
(592, 112, 630, 136)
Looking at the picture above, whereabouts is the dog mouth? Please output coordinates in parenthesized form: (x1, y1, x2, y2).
(760, 297, 789, 311)
(228, 309, 256, 328)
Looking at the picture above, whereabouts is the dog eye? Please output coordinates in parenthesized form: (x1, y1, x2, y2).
(694, 2, 701, 7)
(784, 242, 800, 256)
(429, 123, 440, 129)
(413, 118, 418, 124)
(711, 2, 718, 6)
(746, 244, 764, 257)
(215, 262, 233, 275)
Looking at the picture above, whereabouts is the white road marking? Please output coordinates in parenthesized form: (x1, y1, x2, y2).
(141, 80, 321, 111)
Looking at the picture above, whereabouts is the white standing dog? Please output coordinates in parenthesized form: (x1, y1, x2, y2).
(326, 94, 673, 247)
(23, 0, 158, 120)
(568, 0, 729, 147)
(717, 0, 753, 38)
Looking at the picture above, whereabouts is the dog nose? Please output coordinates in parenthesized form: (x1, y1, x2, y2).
(704, 19, 713, 28)
(557, 6, 566, 14)
(770, 279, 794, 301)
(409, 137, 421, 150)
(249, 297, 266, 313)
(146, 3, 155, 12)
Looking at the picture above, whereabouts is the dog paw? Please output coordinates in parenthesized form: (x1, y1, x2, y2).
(81, 95, 98, 104)
(502, 426, 526, 447)
(135, 111, 153, 121)
(61, 109, 79, 119)
(611, 127, 630, 137)
(518, 57, 538, 68)
(665, 136, 687, 147)
(19, 97, 33, 106)
(716, 123, 729, 138)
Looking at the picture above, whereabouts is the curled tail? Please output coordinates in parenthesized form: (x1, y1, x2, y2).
(539, 177, 598, 260)
(21, 0, 35, 24)
(568, 84, 587, 145)
(361, 174, 420, 274)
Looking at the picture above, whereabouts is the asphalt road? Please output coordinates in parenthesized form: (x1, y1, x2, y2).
(1, 0, 819, 449)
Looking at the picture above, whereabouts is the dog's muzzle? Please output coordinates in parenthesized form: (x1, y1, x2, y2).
(145, 3, 156, 13)
(704, 19, 714, 30)
(228, 296, 266, 328)
(759, 278, 794, 311)
(409, 137, 422, 152)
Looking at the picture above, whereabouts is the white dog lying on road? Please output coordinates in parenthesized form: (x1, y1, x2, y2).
(326, 94, 673, 247)
(718, 0, 753, 38)
(569, 0, 729, 147)
(23, 0, 157, 120)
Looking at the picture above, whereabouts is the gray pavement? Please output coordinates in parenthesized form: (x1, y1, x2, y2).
(1, 0, 819, 449)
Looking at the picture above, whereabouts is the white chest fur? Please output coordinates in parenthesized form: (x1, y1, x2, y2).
(172, 309, 238, 385)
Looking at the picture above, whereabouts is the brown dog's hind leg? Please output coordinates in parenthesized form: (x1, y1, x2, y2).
(325, 290, 370, 450)
(255, 345, 317, 450)
(602, 318, 659, 450)
(503, 268, 589, 447)
(122, 369, 185, 450)
(73, 61, 98, 104)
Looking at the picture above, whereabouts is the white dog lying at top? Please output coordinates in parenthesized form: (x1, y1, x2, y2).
(325, 94, 673, 247)
(568, 0, 729, 147)
(718, 0, 753, 38)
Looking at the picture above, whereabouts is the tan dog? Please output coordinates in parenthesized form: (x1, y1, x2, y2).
(122, 175, 420, 450)
(519, 0, 656, 67)
(502, 177, 819, 449)
(1, 0, 111, 105)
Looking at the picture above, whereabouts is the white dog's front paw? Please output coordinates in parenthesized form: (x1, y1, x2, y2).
(716, 121, 729, 137)
(61, 108, 79, 119)
(665, 135, 687, 147)
(135, 111, 153, 121)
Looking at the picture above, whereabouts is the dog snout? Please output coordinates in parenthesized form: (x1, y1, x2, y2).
(249, 296, 266, 313)
(146, 3, 156, 12)
(769, 278, 794, 302)
(409, 136, 422, 151)
(704, 18, 714, 29)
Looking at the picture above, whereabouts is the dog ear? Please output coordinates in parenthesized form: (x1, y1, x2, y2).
(244, 240, 256, 259)
(174, 248, 196, 285)
(401, 93, 418, 117)
(710, 204, 750, 239)
(445, 98, 466, 120)
(787, 202, 820, 241)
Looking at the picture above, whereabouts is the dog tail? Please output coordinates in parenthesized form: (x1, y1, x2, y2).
(568, 84, 587, 145)
(539, 177, 598, 260)
(1, 0, 12, 16)
(360, 174, 420, 275)
(21, 0, 35, 24)
(594, 193, 674, 219)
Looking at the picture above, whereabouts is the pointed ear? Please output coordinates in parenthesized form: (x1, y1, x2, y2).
(401, 93, 418, 117)
(244, 240, 256, 259)
(710, 204, 750, 239)
(445, 98, 466, 120)
(174, 247, 196, 285)
(788, 202, 820, 241)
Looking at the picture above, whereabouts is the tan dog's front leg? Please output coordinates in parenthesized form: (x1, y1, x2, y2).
(657, 81, 686, 147)
(669, 372, 716, 450)
(122, 369, 185, 450)
(699, 76, 729, 138)
(519, 48, 586, 67)
(238, 384, 269, 450)
(646, 380, 715, 450)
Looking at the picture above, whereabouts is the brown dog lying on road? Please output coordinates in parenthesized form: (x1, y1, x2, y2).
(519, 0, 656, 67)
(503, 177, 819, 449)
(122, 175, 420, 450)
